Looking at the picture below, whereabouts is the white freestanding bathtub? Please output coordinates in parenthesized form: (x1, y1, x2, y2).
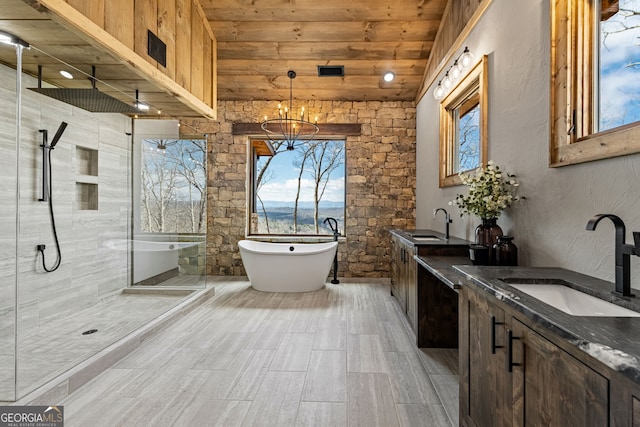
(104, 239, 203, 284)
(238, 240, 338, 292)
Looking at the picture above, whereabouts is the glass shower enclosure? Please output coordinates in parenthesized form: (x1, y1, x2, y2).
(0, 37, 207, 402)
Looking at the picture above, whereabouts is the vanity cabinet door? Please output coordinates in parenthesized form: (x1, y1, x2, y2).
(460, 287, 511, 427)
(405, 244, 418, 332)
(510, 318, 609, 427)
(390, 235, 400, 297)
(390, 236, 406, 307)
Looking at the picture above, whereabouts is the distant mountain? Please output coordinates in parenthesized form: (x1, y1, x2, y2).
(260, 200, 344, 209)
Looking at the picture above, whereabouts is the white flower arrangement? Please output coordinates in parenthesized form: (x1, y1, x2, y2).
(449, 160, 520, 219)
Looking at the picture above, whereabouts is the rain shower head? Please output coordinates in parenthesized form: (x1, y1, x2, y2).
(29, 88, 139, 114)
(28, 65, 139, 114)
(50, 122, 67, 149)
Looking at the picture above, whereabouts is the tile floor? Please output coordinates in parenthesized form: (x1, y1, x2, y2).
(59, 280, 459, 426)
(5, 288, 196, 399)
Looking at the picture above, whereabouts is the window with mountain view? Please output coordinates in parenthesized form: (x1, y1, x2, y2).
(250, 139, 345, 236)
(140, 138, 206, 234)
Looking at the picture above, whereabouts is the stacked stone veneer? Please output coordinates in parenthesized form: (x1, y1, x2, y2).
(182, 100, 416, 278)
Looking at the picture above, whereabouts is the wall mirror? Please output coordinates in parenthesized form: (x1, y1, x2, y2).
(439, 55, 488, 187)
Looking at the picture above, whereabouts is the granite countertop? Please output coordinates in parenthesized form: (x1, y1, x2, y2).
(454, 265, 640, 385)
(415, 255, 472, 291)
(389, 229, 473, 246)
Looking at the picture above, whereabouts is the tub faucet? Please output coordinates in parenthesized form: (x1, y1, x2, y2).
(586, 214, 640, 297)
(433, 208, 452, 240)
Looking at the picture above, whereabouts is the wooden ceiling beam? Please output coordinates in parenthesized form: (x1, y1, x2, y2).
(201, 0, 447, 22)
(215, 59, 424, 77)
(217, 74, 422, 90)
(234, 122, 361, 136)
(217, 41, 432, 60)
(218, 87, 418, 101)
(210, 20, 440, 43)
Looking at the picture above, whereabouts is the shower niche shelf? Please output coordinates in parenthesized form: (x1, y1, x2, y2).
(76, 146, 98, 176)
(75, 147, 98, 210)
(76, 183, 98, 211)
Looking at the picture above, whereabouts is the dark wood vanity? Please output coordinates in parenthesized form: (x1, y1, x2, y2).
(389, 229, 471, 348)
(454, 266, 640, 426)
(391, 229, 640, 425)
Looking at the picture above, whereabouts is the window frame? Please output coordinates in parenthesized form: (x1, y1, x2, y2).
(550, 0, 640, 166)
(439, 55, 488, 187)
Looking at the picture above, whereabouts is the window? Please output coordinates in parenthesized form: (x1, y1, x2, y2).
(551, 0, 640, 166)
(140, 138, 206, 233)
(249, 139, 346, 236)
(439, 55, 488, 187)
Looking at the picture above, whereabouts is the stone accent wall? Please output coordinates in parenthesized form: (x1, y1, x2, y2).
(182, 100, 416, 278)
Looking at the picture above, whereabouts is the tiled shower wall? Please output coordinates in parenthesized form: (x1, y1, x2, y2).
(0, 64, 132, 329)
(182, 99, 417, 278)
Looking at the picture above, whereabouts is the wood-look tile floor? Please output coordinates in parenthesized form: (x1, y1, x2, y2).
(60, 280, 459, 426)
(6, 290, 194, 399)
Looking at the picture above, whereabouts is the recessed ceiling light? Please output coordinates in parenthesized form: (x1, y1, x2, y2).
(383, 72, 395, 82)
(59, 70, 73, 79)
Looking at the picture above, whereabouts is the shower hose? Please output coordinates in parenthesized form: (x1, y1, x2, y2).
(38, 147, 62, 272)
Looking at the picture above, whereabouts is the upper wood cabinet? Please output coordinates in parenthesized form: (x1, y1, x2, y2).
(32, 0, 217, 119)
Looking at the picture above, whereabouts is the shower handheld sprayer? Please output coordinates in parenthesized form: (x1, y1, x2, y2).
(37, 121, 67, 272)
(50, 121, 67, 149)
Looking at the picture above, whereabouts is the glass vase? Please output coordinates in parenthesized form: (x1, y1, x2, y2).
(475, 218, 503, 265)
(493, 235, 518, 266)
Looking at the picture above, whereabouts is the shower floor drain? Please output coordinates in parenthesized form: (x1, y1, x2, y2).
(82, 329, 98, 335)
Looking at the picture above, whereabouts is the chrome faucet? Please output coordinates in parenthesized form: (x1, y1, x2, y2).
(586, 214, 640, 297)
(434, 208, 452, 240)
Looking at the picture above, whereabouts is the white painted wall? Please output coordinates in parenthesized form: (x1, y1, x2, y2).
(416, 0, 640, 287)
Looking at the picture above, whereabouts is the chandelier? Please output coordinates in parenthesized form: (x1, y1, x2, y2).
(144, 139, 178, 152)
(261, 70, 319, 150)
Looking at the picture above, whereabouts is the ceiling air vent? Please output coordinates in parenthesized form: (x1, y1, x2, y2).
(317, 66, 345, 77)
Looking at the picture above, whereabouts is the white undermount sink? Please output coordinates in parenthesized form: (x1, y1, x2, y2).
(509, 284, 640, 317)
(412, 236, 442, 242)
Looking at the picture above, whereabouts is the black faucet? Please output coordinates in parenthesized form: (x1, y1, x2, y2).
(433, 208, 452, 240)
(323, 217, 340, 284)
(586, 214, 640, 297)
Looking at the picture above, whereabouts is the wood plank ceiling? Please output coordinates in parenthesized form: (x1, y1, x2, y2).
(0, 0, 448, 119)
(204, 0, 447, 102)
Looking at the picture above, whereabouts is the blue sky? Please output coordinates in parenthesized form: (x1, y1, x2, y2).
(257, 141, 345, 203)
(599, 0, 640, 130)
